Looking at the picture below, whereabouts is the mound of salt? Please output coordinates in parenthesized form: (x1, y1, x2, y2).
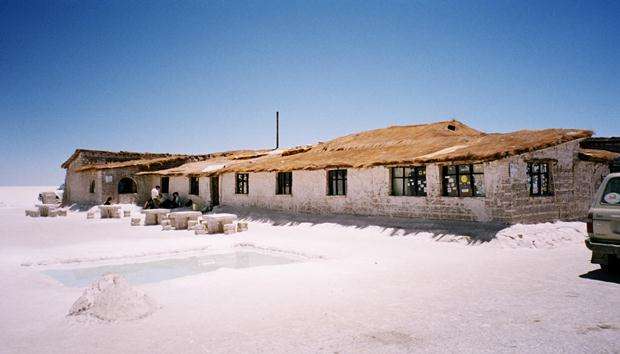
(68, 273, 158, 321)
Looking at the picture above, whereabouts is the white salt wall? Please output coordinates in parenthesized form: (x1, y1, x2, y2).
(220, 166, 491, 221)
(218, 140, 608, 223)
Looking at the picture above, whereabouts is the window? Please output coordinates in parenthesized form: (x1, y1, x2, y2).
(390, 166, 427, 196)
(235, 173, 249, 194)
(89, 180, 95, 194)
(527, 162, 553, 196)
(189, 176, 199, 195)
(442, 164, 485, 197)
(161, 176, 169, 194)
(327, 169, 347, 196)
(276, 172, 292, 195)
(601, 177, 620, 205)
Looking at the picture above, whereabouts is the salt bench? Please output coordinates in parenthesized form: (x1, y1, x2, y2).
(143, 209, 171, 225)
(202, 213, 238, 234)
(168, 211, 202, 230)
(98, 205, 122, 219)
(36, 204, 59, 217)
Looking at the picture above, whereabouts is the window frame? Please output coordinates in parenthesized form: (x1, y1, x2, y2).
(390, 166, 427, 197)
(189, 176, 199, 196)
(276, 172, 293, 195)
(442, 164, 485, 197)
(235, 173, 249, 195)
(327, 169, 347, 196)
(527, 161, 553, 197)
(160, 176, 170, 194)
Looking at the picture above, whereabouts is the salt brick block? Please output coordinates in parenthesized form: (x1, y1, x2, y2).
(187, 220, 198, 228)
(237, 222, 248, 231)
(194, 229, 207, 235)
(48, 210, 58, 217)
(206, 221, 220, 234)
(57, 210, 67, 217)
(123, 210, 131, 217)
(162, 225, 173, 231)
(223, 224, 236, 235)
(160, 220, 171, 227)
(87, 212, 95, 219)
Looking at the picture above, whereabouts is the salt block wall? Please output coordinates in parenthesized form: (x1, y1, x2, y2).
(218, 140, 608, 223)
(219, 165, 495, 222)
(64, 167, 101, 205)
(494, 140, 609, 223)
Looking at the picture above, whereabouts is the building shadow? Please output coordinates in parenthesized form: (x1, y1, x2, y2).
(579, 269, 620, 284)
(219, 206, 508, 244)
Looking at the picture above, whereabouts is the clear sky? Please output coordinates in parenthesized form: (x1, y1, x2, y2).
(1, 0, 618, 186)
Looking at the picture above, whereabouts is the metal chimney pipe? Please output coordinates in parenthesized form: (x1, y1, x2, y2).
(276, 111, 280, 149)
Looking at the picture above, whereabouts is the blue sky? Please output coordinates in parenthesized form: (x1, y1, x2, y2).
(1, 0, 618, 185)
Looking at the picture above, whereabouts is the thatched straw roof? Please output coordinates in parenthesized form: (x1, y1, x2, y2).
(75, 155, 190, 172)
(578, 148, 620, 163)
(62, 149, 177, 169)
(219, 120, 592, 173)
(136, 150, 272, 176)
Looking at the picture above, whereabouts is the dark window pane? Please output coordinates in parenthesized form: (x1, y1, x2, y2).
(458, 174, 473, 197)
(161, 177, 169, 194)
(444, 175, 458, 197)
(458, 165, 471, 173)
(404, 177, 413, 196)
(392, 176, 404, 196)
(473, 174, 485, 197)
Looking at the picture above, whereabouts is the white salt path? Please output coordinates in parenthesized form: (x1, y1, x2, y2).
(68, 273, 158, 321)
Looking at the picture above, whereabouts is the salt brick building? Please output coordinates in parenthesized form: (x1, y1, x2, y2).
(61, 120, 619, 223)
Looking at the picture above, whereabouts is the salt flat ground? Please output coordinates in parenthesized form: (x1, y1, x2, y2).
(0, 187, 618, 354)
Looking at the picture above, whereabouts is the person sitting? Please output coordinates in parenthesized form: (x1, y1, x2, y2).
(103, 197, 113, 205)
(184, 198, 193, 208)
(171, 192, 181, 208)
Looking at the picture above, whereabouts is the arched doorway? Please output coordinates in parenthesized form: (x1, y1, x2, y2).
(118, 177, 137, 194)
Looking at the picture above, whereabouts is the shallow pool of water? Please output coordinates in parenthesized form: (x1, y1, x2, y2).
(43, 251, 298, 287)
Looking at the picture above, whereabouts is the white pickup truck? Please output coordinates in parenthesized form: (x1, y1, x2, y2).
(586, 172, 620, 272)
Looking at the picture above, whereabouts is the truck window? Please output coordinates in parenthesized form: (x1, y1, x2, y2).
(601, 177, 620, 205)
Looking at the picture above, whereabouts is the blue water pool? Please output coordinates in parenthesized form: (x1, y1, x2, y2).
(43, 251, 298, 287)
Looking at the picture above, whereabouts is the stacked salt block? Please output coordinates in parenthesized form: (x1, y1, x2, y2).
(223, 223, 236, 235)
(160, 219, 171, 227)
(162, 225, 173, 231)
(130, 218, 141, 226)
(194, 228, 207, 235)
(57, 209, 68, 217)
(87, 212, 95, 219)
(123, 210, 131, 218)
(25, 209, 40, 217)
(187, 220, 198, 229)
(49, 210, 58, 217)
(206, 220, 220, 234)
(237, 222, 248, 232)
